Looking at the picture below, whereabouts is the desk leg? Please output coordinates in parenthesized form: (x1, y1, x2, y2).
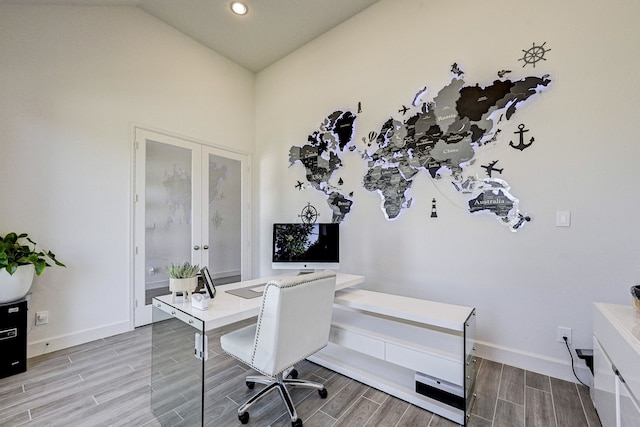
(151, 305, 205, 426)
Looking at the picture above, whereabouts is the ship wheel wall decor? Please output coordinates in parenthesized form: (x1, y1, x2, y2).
(299, 203, 319, 224)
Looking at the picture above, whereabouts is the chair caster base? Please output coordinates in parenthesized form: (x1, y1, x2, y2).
(318, 388, 327, 398)
(291, 418, 302, 427)
(239, 412, 249, 424)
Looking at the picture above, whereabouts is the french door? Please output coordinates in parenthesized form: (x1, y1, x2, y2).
(133, 128, 251, 326)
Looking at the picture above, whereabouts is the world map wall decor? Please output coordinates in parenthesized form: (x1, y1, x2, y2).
(289, 58, 551, 232)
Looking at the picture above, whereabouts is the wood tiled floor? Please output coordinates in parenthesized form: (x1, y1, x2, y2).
(0, 322, 602, 426)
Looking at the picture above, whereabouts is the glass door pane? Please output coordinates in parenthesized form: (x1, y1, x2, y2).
(145, 140, 194, 304)
(134, 128, 202, 327)
(205, 152, 243, 285)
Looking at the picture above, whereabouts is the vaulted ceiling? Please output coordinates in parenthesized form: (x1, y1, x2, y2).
(0, 0, 382, 72)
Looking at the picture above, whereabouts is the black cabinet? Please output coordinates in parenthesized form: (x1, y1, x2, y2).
(0, 298, 27, 379)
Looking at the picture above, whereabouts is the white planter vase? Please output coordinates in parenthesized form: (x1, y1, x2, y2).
(0, 264, 35, 304)
(169, 277, 197, 303)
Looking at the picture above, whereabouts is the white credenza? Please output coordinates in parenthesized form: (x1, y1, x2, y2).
(592, 303, 640, 427)
(308, 289, 476, 426)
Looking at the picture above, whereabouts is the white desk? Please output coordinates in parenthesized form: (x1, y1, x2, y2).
(152, 272, 364, 330)
(149, 272, 364, 427)
(310, 289, 476, 425)
(150, 274, 475, 426)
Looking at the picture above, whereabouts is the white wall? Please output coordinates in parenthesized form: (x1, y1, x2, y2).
(3, 0, 639, 384)
(255, 0, 640, 382)
(0, 5, 254, 355)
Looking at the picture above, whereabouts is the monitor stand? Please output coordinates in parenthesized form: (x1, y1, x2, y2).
(297, 270, 315, 275)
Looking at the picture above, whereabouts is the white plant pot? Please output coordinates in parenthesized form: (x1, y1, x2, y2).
(169, 277, 197, 303)
(0, 264, 35, 304)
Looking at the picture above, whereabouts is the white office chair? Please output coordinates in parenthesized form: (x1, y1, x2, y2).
(220, 270, 337, 427)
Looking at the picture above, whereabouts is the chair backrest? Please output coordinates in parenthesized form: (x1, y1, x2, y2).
(250, 270, 337, 376)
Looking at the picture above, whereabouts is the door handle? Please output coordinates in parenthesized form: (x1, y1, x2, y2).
(203, 245, 209, 250)
(194, 245, 200, 250)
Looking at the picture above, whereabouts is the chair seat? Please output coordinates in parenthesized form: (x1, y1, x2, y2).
(220, 324, 256, 367)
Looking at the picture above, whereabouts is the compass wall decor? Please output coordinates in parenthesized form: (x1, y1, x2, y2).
(298, 202, 319, 224)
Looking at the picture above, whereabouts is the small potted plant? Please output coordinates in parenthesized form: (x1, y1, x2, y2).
(166, 261, 200, 303)
(0, 232, 66, 303)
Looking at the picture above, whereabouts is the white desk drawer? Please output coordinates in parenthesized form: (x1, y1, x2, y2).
(386, 342, 461, 386)
(620, 374, 640, 427)
(593, 337, 617, 427)
(330, 326, 385, 360)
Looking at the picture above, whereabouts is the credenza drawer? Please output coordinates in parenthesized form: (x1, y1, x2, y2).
(386, 342, 461, 386)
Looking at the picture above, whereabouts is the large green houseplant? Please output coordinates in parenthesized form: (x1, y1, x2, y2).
(0, 232, 65, 275)
(0, 232, 66, 303)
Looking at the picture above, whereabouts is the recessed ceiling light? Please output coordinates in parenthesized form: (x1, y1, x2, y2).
(230, 2, 248, 16)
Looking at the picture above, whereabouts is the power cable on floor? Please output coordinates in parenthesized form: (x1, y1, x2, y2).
(563, 336, 588, 387)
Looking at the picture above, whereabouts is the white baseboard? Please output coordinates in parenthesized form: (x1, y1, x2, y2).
(211, 269, 240, 280)
(144, 269, 239, 290)
(24, 318, 592, 389)
(476, 340, 592, 387)
(146, 280, 168, 290)
(27, 320, 131, 359)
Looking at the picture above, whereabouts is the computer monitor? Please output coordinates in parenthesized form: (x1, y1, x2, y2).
(272, 223, 339, 271)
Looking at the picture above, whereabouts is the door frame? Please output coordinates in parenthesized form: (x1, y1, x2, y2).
(130, 124, 252, 327)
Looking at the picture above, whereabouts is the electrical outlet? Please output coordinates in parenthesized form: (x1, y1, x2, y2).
(557, 326, 572, 344)
(35, 311, 49, 325)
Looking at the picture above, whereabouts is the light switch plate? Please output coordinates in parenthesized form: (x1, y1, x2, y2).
(556, 211, 571, 227)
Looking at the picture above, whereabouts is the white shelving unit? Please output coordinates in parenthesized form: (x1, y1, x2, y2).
(309, 289, 476, 425)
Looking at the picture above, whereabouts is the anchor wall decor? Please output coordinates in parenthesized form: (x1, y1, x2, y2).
(509, 124, 534, 151)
